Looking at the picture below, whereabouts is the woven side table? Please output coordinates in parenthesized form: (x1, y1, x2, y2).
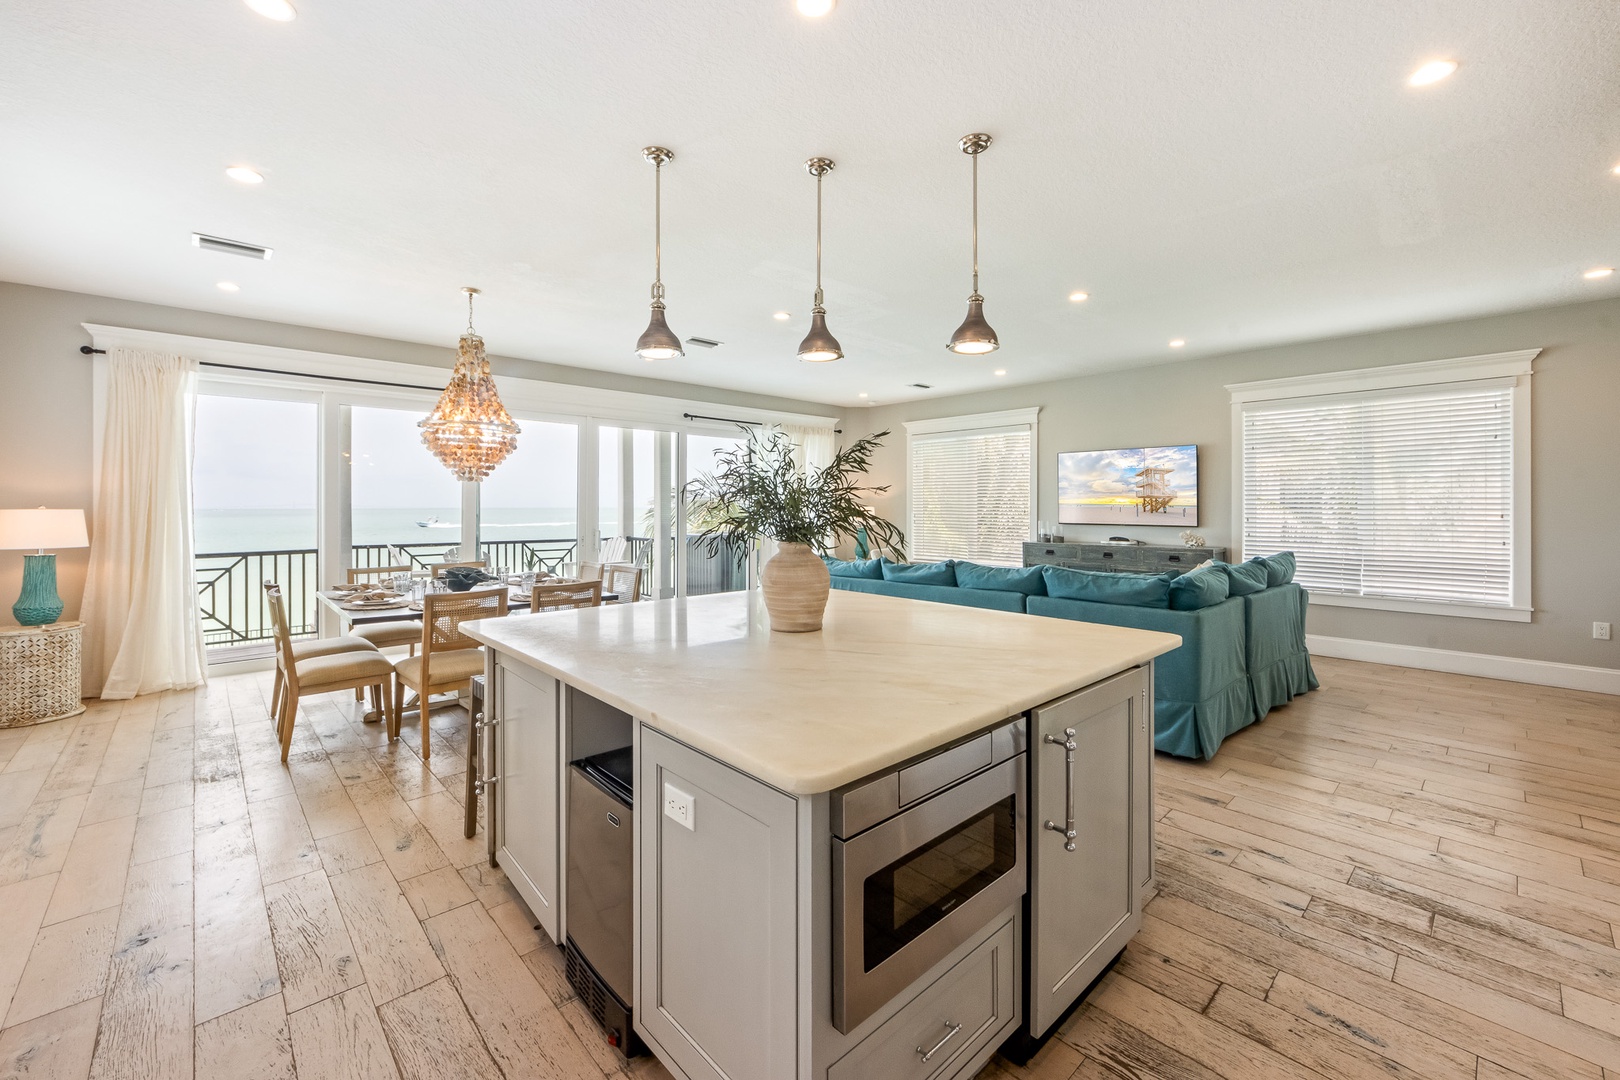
(0, 621, 87, 727)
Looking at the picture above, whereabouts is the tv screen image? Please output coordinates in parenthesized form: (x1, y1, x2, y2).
(1058, 445, 1198, 527)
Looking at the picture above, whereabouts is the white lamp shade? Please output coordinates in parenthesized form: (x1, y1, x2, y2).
(0, 508, 89, 551)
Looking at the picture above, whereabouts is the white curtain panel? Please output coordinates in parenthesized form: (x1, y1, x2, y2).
(82, 348, 206, 699)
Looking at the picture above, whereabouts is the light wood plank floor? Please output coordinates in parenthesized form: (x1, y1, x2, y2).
(0, 657, 1613, 1079)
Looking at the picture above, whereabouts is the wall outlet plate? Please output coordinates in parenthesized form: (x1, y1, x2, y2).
(1596, 622, 1612, 641)
(663, 782, 696, 830)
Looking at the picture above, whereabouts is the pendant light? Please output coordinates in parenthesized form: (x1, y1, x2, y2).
(947, 132, 999, 355)
(635, 146, 683, 360)
(419, 287, 520, 481)
(797, 157, 843, 362)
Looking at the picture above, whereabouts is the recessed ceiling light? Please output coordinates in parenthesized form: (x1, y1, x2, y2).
(796, 0, 834, 16)
(858, 392, 868, 398)
(1168, 339, 1186, 348)
(225, 166, 264, 184)
(1584, 267, 1614, 280)
(244, 0, 297, 21)
(1068, 291, 1089, 303)
(1611, 163, 1620, 176)
(1408, 59, 1458, 87)
(773, 311, 791, 320)
(994, 369, 1007, 376)
(216, 281, 240, 292)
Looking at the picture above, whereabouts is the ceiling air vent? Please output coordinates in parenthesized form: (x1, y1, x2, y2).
(910, 383, 933, 389)
(685, 337, 723, 349)
(191, 232, 273, 260)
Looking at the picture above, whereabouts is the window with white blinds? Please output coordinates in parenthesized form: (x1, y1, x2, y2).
(1241, 378, 1522, 610)
(906, 414, 1035, 567)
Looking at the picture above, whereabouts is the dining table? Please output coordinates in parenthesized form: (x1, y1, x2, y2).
(315, 582, 619, 632)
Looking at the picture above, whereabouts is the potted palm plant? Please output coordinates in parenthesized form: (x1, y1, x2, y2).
(685, 430, 903, 632)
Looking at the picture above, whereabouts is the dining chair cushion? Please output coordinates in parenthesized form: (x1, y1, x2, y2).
(394, 649, 485, 692)
(290, 636, 379, 660)
(350, 621, 423, 649)
(293, 650, 396, 689)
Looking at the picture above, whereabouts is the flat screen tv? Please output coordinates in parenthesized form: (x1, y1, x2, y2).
(1058, 444, 1199, 527)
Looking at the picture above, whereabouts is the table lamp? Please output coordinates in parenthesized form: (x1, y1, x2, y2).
(0, 507, 89, 626)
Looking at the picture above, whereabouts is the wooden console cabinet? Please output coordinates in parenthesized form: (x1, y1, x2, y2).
(1023, 541, 1226, 575)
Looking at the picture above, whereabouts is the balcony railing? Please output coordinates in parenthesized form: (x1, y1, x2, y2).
(200, 534, 749, 652)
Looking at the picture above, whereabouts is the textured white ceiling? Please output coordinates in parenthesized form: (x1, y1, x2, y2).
(3, 0, 1618, 407)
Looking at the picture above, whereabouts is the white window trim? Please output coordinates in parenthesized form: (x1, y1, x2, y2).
(903, 408, 1039, 563)
(1228, 349, 1537, 622)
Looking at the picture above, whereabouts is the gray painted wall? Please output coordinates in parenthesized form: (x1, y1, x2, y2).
(855, 297, 1620, 671)
(0, 280, 836, 627)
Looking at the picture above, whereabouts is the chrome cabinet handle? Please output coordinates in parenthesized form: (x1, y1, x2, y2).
(917, 1020, 962, 1063)
(1043, 726, 1078, 852)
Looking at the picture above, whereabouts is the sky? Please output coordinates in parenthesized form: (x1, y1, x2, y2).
(1058, 444, 1199, 507)
(193, 396, 580, 510)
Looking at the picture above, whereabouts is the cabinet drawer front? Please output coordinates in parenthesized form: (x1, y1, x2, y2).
(1147, 550, 1209, 572)
(1080, 545, 1146, 569)
(829, 916, 1017, 1080)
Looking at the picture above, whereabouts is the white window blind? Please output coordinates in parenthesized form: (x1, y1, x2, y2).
(908, 426, 1032, 566)
(1242, 381, 1514, 607)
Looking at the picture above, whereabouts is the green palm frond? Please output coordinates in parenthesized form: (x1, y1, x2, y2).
(682, 430, 905, 560)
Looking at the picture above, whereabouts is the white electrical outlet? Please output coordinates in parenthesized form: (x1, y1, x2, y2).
(663, 782, 696, 830)
(1596, 622, 1613, 641)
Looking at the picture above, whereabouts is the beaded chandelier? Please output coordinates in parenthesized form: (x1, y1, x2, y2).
(419, 287, 519, 481)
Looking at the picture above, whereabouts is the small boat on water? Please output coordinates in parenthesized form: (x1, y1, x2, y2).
(415, 516, 459, 529)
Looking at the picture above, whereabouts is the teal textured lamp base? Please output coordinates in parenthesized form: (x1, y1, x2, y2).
(13, 554, 63, 627)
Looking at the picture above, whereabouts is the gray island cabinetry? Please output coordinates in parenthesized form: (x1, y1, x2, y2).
(466, 589, 1178, 1080)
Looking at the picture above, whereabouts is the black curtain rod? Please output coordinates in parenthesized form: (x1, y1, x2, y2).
(683, 411, 841, 434)
(79, 346, 444, 392)
(81, 348, 839, 430)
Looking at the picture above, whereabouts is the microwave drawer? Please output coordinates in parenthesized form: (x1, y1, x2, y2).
(829, 915, 1017, 1080)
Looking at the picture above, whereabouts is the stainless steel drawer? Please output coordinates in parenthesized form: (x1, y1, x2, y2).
(828, 916, 1017, 1080)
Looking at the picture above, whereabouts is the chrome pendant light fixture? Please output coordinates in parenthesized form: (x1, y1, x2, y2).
(797, 156, 843, 362)
(419, 287, 520, 481)
(635, 146, 683, 360)
(947, 132, 999, 355)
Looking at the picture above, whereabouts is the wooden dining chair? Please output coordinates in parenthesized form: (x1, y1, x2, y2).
(392, 586, 507, 760)
(576, 561, 603, 583)
(529, 579, 602, 612)
(262, 580, 380, 727)
(602, 563, 643, 603)
(340, 565, 423, 705)
(267, 585, 395, 763)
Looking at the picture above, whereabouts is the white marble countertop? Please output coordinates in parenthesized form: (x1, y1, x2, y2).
(462, 589, 1180, 796)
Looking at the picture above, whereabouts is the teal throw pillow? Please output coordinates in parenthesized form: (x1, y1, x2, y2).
(954, 562, 1047, 596)
(1168, 561, 1231, 611)
(1041, 566, 1173, 608)
(823, 556, 884, 579)
(1222, 559, 1270, 596)
(881, 560, 957, 586)
(1262, 551, 1296, 586)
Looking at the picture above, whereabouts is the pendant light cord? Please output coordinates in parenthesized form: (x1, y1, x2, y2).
(970, 149, 980, 299)
(652, 161, 664, 303)
(814, 169, 825, 310)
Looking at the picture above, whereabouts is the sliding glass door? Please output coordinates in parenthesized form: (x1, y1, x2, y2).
(349, 404, 465, 570)
(192, 390, 319, 654)
(479, 418, 580, 574)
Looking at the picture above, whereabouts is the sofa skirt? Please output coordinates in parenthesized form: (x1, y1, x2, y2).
(1156, 675, 1258, 761)
(1250, 651, 1319, 719)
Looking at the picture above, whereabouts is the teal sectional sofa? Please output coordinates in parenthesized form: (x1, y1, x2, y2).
(826, 553, 1317, 760)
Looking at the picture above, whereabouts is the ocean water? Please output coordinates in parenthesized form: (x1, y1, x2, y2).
(195, 507, 583, 554)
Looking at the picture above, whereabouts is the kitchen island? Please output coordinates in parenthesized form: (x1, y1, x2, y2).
(464, 588, 1179, 1080)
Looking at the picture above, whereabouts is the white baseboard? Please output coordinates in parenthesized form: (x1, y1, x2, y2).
(1306, 634, 1620, 696)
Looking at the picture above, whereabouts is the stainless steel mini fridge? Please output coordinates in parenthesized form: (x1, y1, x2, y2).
(565, 746, 641, 1055)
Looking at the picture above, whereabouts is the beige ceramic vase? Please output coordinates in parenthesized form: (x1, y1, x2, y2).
(761, 542, 831, 633)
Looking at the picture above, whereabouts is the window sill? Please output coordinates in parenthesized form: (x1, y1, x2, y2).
(1306, 591, 1532, 622)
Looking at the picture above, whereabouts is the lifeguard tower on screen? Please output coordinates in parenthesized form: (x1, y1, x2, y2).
(1134, 465, 1177, 514)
